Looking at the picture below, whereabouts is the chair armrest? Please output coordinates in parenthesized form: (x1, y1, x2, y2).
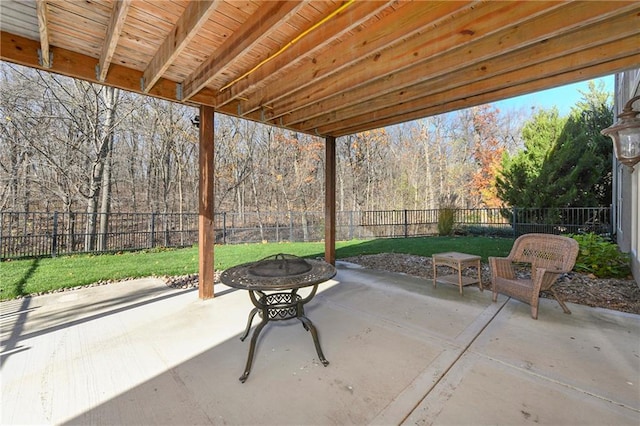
(533, 267, 566, 292)
(489, 256, 515, 280)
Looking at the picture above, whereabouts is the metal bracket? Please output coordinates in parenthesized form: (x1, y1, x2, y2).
(140, 77, 145, 92)
(176, 83, 183, 100)
(37, 49, 53, 68)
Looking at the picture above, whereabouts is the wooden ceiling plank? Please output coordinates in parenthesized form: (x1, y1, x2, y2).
(46, 6, 108, 41)
(239, 0, 482, 116)
(213, 0, 394, 109)
(47, 1, 112, 25)
(97, 0, 132, 82)
(182, 1, 307, 100)
(142, 0, 221, 92)
(316, 39, 640, 137)
(280, 2, 639, 128)
(35, 0, 50, 67)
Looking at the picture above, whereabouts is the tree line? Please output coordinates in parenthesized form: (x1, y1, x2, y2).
(1, 62, 613, 250)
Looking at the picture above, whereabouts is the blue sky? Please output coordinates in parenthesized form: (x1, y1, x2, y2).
(492, 75, 614, 116)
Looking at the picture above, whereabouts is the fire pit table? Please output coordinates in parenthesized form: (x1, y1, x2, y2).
(220, 254, 336, 383)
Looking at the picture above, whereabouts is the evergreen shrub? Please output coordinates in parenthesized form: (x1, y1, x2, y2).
(437, 195, 458, 236)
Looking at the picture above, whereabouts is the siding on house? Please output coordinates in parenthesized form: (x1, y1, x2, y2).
(613, 69, 640, 283)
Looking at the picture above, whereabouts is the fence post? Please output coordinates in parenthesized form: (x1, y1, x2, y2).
(403, 209, 408, 238)
(223, 212, 227, 244)
(289, 211, 294, 241)
(162, 212, 171, 247)
(512, 207, 517, 237)
(69, 212, 75, 253)
(51, 211, 59, 258)
(349, 210, 354, 240)
(150, 212, 156, 248)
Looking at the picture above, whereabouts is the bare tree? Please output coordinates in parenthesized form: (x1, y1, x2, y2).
(2, 61, 533, 236)
(0, 65, 39, 211)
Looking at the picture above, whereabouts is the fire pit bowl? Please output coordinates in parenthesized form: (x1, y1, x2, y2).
(248, 253, 312, 277)
(221, 253, 336, 291)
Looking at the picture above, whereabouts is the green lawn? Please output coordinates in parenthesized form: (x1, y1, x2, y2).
(0, 236, 514, 300)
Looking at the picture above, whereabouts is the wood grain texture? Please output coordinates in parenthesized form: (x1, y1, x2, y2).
(1, 0, 638, 137)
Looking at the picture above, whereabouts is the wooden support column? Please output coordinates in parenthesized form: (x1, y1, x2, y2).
(198, 105, 215, 299)
(325, 135, 336, 265)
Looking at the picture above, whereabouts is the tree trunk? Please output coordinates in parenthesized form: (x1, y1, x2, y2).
(97, 132, 113, 251)
(250, 166, 265, 241)
(85, 86, 118, 252)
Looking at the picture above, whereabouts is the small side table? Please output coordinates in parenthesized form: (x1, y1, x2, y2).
(432, 252, 483, 295)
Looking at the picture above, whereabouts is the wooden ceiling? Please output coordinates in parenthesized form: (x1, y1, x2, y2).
(1, 1, 639, 137)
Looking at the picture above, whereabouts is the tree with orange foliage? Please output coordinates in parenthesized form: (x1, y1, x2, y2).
(469, 105, 505, 208)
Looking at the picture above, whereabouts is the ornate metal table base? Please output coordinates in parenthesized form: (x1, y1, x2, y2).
(238, 286, 329, 383)
(220, 255, 336, 383)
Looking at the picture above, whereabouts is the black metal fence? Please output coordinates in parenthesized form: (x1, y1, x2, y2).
(0, 207, 611, 259)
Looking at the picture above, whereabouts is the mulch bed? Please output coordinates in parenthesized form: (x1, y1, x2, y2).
(340, 253, 640, 315)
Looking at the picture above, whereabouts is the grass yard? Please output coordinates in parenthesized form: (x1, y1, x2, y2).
(0, 236, 514, 300)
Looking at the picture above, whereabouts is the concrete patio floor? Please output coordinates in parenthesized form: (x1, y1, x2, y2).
(2, 262, 639, 425)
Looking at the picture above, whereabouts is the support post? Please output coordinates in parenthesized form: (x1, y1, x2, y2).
(199, 105, 215, 299)
(325, 136, 336, 265)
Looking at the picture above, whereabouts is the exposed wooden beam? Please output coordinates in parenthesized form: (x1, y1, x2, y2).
(213, 0, 393, 109)
(35, 0, 50, 68)
(182, 1, 305, 100)
(324, 136, 336, 266)
(97, 0, 132, 82)
(330, 53, 640, 137)
(299, 10, 640, 134)
(308, 17, 640, 134)
(142, 0, 221, 93)
(239, 0, 482, 117)
(269, 1, 625, 127)
(3, 0, 636, 140)
(0, 31, 214, 108)
(199, 105, 216, 299)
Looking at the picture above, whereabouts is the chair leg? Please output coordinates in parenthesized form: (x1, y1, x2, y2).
(530, 296, 539, 320)
(549, 288, 572, 314)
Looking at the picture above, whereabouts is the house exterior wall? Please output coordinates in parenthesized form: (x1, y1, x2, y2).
(613, 69, 640, 283)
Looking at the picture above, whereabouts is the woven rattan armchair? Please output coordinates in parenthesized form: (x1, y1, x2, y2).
(490, 233, 579, 319)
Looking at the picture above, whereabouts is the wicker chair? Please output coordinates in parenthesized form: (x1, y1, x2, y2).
(490, 233, 579, 319)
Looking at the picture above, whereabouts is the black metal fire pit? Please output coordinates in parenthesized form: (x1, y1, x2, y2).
(220, 254, 336, 383)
